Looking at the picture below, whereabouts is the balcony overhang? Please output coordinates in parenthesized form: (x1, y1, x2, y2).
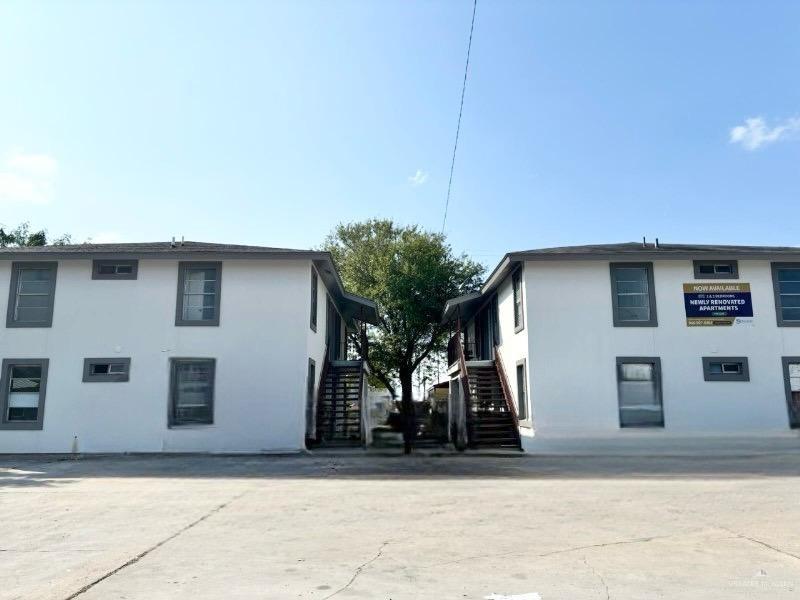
(313, 258, 379, 326)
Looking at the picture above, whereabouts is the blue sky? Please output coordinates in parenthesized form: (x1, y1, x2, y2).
(1, 1, 798, 268)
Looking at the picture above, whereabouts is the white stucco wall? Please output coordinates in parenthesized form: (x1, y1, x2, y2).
(493, 271, 531, 435)
(304, 264, 347, 440)
(523, 259, 800, 447)
(0, 257, 321, 453)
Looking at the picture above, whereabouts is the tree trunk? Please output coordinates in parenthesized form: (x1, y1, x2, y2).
(399, 367, 415, 455)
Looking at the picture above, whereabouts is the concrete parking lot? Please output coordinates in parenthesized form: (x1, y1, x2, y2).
(2, 449, 800, 600)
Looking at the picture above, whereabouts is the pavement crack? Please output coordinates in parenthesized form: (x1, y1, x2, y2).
(538, 534, 673, 558)
(62, 490, 248, 599)
(321, 540, 390, 600)
(719, 527, 800, 563)
(582, 556, 610, 600)
(424, 534, 673, 569)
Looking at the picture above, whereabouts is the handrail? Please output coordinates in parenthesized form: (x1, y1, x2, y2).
(359, 359, 370, 447)
(493, 345, 521, 443)
(456, 320, 474, 446)
(360, 320, 369, 363)
(314, 343, 330, 443)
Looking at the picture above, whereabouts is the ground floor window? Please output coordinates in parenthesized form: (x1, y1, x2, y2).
(306, 358, 316, 440)
(616, 357, 663, 428)
(516, 359, 528, 421)
(0, 358, 49, 430)
(702, 357, 749, 382)
(169, 358, 215, 426)
(783, 358, 800, 429)
(83, 358, 131, 382)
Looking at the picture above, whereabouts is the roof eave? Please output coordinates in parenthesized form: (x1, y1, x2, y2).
(0, 249, 330, 261)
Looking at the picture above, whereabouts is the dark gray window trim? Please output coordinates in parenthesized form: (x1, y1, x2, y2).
(616, 356, 664, 428)
(175, 261, 222, 327)
(310, 267, 318, 332)
(609, 262, 658, 327)
(512, 267, 524, 333)
(82, 357, 131, 382)
(168, 357, 215, 427)
(6, 261, 58, 328)
(693, 260, 739, 280)
(702, 356, 750, 382)
(771, 262, 800, 327)
(515, 358, 530, 425)
(0, 358, 49, 430)
(781, 357, 800, 429)
(92, 259, 138, 280)
(305, 357, 317, 439)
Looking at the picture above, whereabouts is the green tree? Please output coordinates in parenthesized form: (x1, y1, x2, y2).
(0, 222, 71, 247)
(324, 219, 484, 453)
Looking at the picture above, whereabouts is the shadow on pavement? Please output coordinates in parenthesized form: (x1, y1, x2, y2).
(2, 451, 800, 487)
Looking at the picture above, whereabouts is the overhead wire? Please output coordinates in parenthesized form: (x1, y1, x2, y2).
(441, 0, 478, 234)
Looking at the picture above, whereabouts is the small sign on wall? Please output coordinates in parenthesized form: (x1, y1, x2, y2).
(683, 282, 754, 327)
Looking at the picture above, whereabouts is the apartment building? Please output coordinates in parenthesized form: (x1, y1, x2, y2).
(0, 241, 377, 453)
(443, 242, 800, 451)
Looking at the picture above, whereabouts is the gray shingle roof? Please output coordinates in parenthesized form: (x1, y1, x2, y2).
(0, 241, 316, 255)
(511, 241, 800, 257)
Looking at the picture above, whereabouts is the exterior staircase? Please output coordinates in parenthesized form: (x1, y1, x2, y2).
(466, 364, 521, 450)
(316, 361, 364, 446)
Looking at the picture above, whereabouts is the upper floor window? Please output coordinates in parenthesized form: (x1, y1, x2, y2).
(693, 260, 738, 280)
(512, 269, 524, 332)
(610, 262, 658, 327)
(175, 262, 222, 326)
(772, 263, 800, 327)
(0, 358, 49, 430)
(6, 262, 57, 328)
(310, 269, 318, 331)
(92, 259, 138, 280)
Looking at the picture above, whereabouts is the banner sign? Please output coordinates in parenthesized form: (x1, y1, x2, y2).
(683, 283, 753, 327)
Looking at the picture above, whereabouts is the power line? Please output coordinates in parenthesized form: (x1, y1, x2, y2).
(441, 0, 478, 234)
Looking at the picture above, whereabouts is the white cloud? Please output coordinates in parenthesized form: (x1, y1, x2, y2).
(0, 151, 59, 204)
(729, 116, 800, 151)
(7, 152, 58, 177)
(408, 169, 429, 186)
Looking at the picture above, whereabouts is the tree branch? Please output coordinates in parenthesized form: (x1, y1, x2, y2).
(347, 330, 397, 399)
(411, 325, 446, 371)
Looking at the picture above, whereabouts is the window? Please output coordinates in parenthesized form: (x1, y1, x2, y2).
(693, 260, 739, 279)
(169, 359, 215, 426)
(783, 358, 800, 429)
(6, 262, 57, 327)
(610, 263, 658, 327)
(175, 262, 222, 326)
(305, 358, 316, 439)
(0, 359, 49, 430)
(772, 263, 800, 326)
(83, 358, 131, 382)
(92, 260, 138, 280)
(515, 359, 528, 421)
(702, 357, 749, 382)
(616, 357, 663, 428)
(310, 269, 318, 331)
(512, 268, 524, 332)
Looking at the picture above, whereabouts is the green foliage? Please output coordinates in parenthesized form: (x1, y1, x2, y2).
(0, 222, 72, 247)
(324, 219, 484, 399)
